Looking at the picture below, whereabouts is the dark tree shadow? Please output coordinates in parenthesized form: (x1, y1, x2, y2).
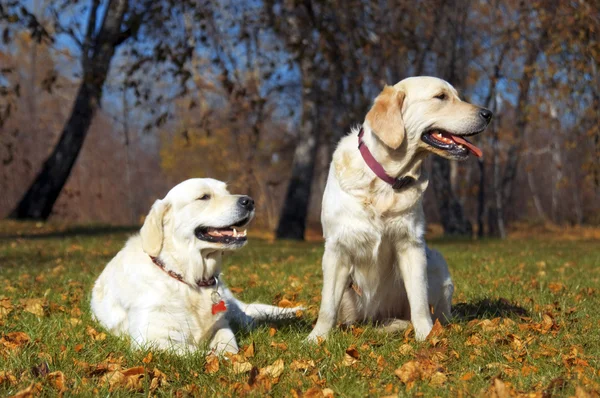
(0, 225, 138, 241)
(452, 298, 528, 321)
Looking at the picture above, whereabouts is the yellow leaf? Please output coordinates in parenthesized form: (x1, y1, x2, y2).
(233, 361, 253, 374)
(20, 298, 44, 317)
(260, 358, 284, 378)
(244, 341, 255, 358)
(205, 355, 219, 374)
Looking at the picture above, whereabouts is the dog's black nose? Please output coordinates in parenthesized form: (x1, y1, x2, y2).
(238, 196, 255, 211)
(480, 108, 493, 122)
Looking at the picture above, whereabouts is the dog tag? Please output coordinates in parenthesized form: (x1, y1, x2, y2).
(211, 300, 227, 315)
(211, 289, 226, 315)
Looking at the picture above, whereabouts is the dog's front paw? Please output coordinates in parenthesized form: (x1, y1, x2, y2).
(211, 341, 239, 356)
(413, 320, 433, 341)
(305, 330, 327, 344)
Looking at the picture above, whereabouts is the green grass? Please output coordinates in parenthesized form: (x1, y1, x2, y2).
(1, 221, 599, 397)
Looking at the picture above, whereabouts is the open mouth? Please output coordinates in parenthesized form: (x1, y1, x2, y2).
(194, 216, 250, 244)
(421, 130, 483, 158)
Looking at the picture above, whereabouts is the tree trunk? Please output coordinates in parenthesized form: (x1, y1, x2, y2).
(476, 159, 486, 238)
(10, 0, 129, 220)
(431, 156, 473, 236)
(276, 58, 318, 240)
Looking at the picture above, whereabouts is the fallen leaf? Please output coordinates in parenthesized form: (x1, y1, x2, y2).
(303, 386, 324, 397)
(205, 354, 219, 374)
(260, 358, 284, 378)
(395, 361, 420, 384)
(269, 327, 277, 337)
(233, 361, 253, 374)
(85, 326, 106, 341)
(290, 359, 316, 372)
(74, 344, 84, 352)
(0, 297, 14, 319)
(427, 319, 444, 340)
(322, 388, 335, 397)
(343, 346, 360, 367)
(47, 371, 67, 393)
(142, 352, 153, 364)
(460, 372, 475, 381)
(149, 367, 168, 391)
(244, 341, 255, 358)
(277, 298, 294, 308)
(9, 382, 42, 398)
(270, 341, 288, 351)
(429, 371, 447, 387)
(1, 331, 30, 352)
(20, 298, 45, 317)
(0, 370, 17, 386)
(399, 344, 413, 356)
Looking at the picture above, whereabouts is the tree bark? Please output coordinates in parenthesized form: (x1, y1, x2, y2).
(276, 57, 318, 240)
(10, 0, 129, 220)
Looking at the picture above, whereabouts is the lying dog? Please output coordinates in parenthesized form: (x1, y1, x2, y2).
(91, 178, 300, 354)
(307, 76, 492, 342)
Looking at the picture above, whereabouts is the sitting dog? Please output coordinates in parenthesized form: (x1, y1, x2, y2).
(307, 76, 492, 342)
(91, 178, 301, 354)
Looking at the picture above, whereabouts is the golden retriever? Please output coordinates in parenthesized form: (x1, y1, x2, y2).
(91, 178, 301, 354)
(307, 76, 492, 342)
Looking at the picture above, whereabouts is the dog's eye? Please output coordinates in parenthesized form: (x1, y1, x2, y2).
(197, 194, 211, 201)
(434, 93, 447, 100)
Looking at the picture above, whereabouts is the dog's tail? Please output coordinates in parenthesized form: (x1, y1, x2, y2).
(222, 288, 303, 328)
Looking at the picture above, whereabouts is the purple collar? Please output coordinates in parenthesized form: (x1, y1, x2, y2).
(358, 128, 414, 190)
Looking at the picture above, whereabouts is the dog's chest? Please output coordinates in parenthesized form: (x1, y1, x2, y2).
(158, 288, 222, 342)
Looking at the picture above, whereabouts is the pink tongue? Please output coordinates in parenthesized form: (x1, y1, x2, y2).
(450, 135, 483, 158)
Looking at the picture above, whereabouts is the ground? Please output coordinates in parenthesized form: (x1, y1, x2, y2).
(1, 221, 599, 397)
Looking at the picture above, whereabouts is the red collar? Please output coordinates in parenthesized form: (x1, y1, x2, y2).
(358, 128, 414, 190)
(149, 255, 217, 288)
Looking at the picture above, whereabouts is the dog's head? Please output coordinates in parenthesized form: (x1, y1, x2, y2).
(365, 76, 492, 160)
(140, 178, 254, 257)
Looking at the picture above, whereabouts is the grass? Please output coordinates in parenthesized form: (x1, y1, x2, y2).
(1, 220, 599, 397)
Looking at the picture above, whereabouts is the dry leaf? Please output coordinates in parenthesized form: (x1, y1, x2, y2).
(429, 371, 447, 386)
(0, 297, 14, 319)
(322, 388, 335, 397)
(427, 319, 444, 340)
(343, 346, 360, 367)
(20, 298, 45, 317)
(395, 361, 420, 384)
(268, 327, 277, 337)
(290, 359, 316, 371)
(9, 382, 42, 398)
(85, 326, 106, 341)
(0, 370, 17, 386)
(205, 354, 219, 374)
(277, 298, 295, 308)
(233, 361, 253, 374)
(270, 341, 288, 351)
(399, 344, 413, 356)
(460, 372, 475, 381)
(260, 358, 284, 378)
(142, 352, 153, 364)
(244, 341, 255, 358)
(47, 371, 67, 392)
(149, 367, 168, 391)
(1, 331, 30, 351)
(303, 386, 324, 397)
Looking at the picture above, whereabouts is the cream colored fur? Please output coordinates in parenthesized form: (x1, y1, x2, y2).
(91, 178, 301, 354)
(308, 76, 491, 342)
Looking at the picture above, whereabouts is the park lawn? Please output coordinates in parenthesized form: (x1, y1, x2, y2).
(0, 220, 599, 397)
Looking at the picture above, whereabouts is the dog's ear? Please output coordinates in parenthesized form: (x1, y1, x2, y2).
(140, 199, 170, 257)
(365, 85, 406, 149)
